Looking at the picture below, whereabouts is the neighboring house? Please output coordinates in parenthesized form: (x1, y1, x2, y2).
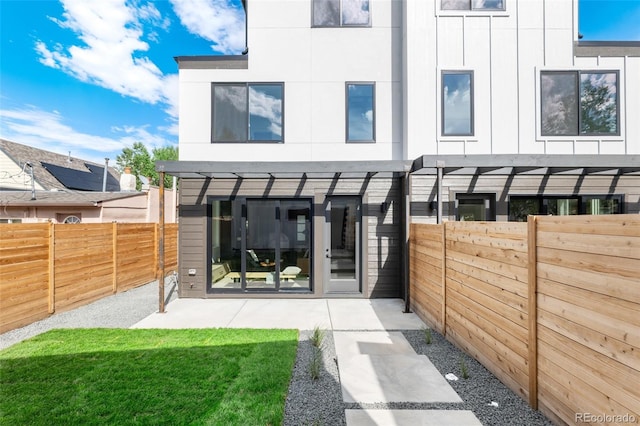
(0, 139, 177, 223)
(158, 0, 639, 299)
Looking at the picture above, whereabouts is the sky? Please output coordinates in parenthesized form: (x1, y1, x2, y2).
(1, 0, 639, 166)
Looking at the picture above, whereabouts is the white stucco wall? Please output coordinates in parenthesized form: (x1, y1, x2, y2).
(178, 0, 403, 162)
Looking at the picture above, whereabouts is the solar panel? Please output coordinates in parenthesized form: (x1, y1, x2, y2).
(41, 162, 120, 191)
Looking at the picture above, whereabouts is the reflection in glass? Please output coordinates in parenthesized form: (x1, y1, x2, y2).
(342, 0, 370, 25)
(330, 198, 357, 280)
(313, 0, 340, 26)
(442, 72, 473, 136)
(347, 83, 374, 141)
(212, 85, 247, 142)
(210, 200, 242, 289)
(472, 0, 504, 10)
(580, 72, 617, 135)
(541, 72, 578, 136)
(442, 0, 470, 9)
(249, 85, 283, 141)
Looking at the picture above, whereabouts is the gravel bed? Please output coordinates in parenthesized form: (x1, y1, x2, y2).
(0, 279, 178, 351)
(283, 328, 553, 426)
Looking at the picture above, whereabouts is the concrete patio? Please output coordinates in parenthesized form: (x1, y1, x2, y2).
(132, 298, 482, 426)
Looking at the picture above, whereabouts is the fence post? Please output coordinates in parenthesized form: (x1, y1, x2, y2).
(48, 222, 55, 314)
(112, 222, 118, 293)
(527, 215, 538, 409)
(441, 222, 447, 336)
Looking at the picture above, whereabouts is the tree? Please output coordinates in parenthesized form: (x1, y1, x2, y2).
(116, 142, 178, 190)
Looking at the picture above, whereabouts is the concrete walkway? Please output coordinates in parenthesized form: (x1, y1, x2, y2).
(133, 298, 482, 426)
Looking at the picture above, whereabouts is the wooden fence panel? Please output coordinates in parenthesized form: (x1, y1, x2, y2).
(165, 224, 178, 272)
(54, 224, 114, 313)
(409, 223, 443, 332)
(444, 221, 530, 401)
(116, 223, 156, 291)
(536, 215, 640, 425)
(0, 224, 51, 333)
(1, 222, 178, 333)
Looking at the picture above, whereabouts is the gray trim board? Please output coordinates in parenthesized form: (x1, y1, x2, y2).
(157, 160, 411, 178)
(174, 55, 248, 69)
(411, 155, 640, 175)
(574, 41, 640, 57)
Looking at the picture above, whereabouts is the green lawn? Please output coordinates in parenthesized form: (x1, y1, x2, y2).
(0, 328, 298, 425)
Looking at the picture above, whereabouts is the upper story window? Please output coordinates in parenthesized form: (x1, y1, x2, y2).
(313, 0, 370, 27)
(212, 83, 283, 143)
(442, 71, 474, 136)
(346, 82, 375, 142)
(442, 0, 504, 11)
(540, 71, 619, 136)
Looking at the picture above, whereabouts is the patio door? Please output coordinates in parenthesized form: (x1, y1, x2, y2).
(324, 196, 361, 294)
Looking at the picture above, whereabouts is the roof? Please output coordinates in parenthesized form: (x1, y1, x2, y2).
(0, 190, 142, 207)
(156, 160, 412, 179)
(0, 139, 121, 191)
(411, 154, 640, 176)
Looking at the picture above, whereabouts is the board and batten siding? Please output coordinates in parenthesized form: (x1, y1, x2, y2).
(178, 176, 401, 298)
(403, 0, 640, 159)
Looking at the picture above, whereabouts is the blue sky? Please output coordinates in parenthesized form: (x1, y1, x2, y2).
(0, 0, 638, 166)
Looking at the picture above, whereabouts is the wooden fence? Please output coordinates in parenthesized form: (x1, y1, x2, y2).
(410, 215, 639, 426)
(0, 223, 178, 333)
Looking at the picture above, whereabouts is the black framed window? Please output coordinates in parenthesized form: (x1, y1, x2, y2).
(442, 71, 474, 136)
(456, 193, 496, 221)
(442, 0, 505, 11)
(540, 71, 619, 136)
(212, 83, 283, 143)
(313, 0, 370, 27)
(346, 82, 375, 142)
(508, 195, 622, 221)
(209, 197, 312, 293)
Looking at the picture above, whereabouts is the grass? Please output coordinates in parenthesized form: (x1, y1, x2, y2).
(460, 356, 470, 379)
(422, 326, 432, 345)
(0, 328, 298, 426)
(309, 325, 325, 349)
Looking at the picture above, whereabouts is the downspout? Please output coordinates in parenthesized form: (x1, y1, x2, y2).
(159, 171, 165, 313)
(402, 170, 411, 313)
(436, 160, 445, 224)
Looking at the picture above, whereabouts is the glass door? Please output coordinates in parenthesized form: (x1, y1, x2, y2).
(324, 196, 361, 294)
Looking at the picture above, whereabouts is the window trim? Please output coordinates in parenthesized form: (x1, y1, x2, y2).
(539, 69, 620, 138)
(211, 82, 284, 144)
(312, 0, 371, 28)
(441, 70, 475, 137)
(345, 82, 376, 143)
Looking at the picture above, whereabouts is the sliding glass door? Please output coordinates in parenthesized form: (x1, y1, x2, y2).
(209, 198, 311, 292)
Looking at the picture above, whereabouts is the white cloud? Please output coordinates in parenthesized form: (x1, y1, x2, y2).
(170, 0, 246, 54)
(248, 87, 282, 137)
(35, 0, 178, 117)
(0, 106, 174, 163)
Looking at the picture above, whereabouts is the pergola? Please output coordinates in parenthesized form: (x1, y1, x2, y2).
(155, 154, 639, 312)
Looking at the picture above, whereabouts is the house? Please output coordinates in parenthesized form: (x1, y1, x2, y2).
(0, 139, 177, 223)
(158, 0, 639, 299)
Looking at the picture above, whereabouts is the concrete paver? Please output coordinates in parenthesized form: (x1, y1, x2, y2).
(345, 409, 483, 426)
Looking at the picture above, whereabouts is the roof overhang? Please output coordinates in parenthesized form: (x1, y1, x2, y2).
(156, 160, 412, 179)
(411, 154, 640, 176)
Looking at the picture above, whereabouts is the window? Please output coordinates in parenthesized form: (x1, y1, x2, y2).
(508, 195, 622, 221)
(442, 71, 473, 136)
(540, 71, 619, 136)
(456, 193, 495, 221)
(209, 197, 312, 293)
(313, 0, 370, 27)
(442, 0, 504, 11)
(212, 83, 283, 143)
(346, 83, 375, 142)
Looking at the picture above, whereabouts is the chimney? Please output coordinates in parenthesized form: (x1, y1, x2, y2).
(102, 158, 109, 192)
